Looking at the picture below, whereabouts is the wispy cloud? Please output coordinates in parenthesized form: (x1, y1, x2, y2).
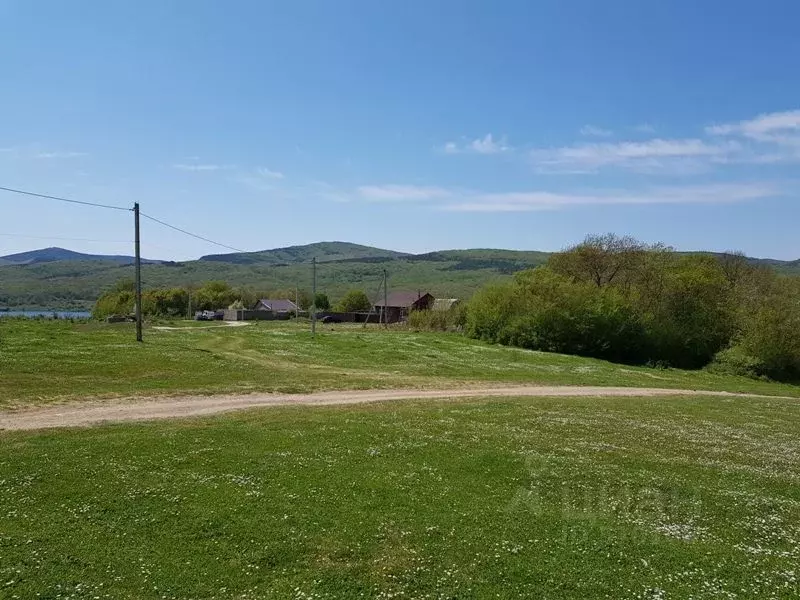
(442, 134, 511, 155)
(173, 163, 231, 171)
(342, 181, 779, 212)
(357, 184, 453, 202)
(256, 167, 284, 179)
(706, 109, 800, 140)
(233, 167, 286, 192)
(36, 151, 87, 159)
(580, 125, 612, 137)
(443, 182, 779, 212)
(705, 109, 800, 162)
(531, 138, 738, 174)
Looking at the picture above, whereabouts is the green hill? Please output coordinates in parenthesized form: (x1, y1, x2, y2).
(0, 241, 797, 310)
(199, 241, 409, 265)
(0, 247, 159, 266)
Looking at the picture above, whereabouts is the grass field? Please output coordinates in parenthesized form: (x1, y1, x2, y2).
(1, 319, 799, 409)
(1, 393, 799, 599)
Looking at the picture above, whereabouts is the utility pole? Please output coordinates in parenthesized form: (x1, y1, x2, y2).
(295, 285, 299, 319)
(383, 269, 388, 328)
(134, 202, 143, 342)
(311, 257, 317, 337)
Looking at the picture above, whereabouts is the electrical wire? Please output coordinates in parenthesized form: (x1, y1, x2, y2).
(0, 185, 131, 211)
(0, 184, 246, 253)
(139, 212, 245, 253)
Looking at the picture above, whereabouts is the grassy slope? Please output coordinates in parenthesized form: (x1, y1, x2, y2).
(1, 319, 798, 409)
(1, 394, 798, 598)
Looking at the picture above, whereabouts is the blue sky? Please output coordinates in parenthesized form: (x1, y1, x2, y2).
(1, 0, 799, 260)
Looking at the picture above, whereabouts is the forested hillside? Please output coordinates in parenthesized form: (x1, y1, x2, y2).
(0, 241, 797, 310)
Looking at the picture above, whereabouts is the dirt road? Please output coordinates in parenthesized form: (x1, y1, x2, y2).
(1, 386, 792, 432)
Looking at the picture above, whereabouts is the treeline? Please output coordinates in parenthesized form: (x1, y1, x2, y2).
(92, 281, 313, 319)
(92, 281, 375, 319)
(466, 234, 800, 382)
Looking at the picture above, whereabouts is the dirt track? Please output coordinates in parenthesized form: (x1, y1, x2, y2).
(1, 386, 793, 432)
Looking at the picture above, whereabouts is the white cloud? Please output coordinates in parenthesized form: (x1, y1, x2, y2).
(706, 109, 800, 139)
(442, 134, 511, 155)
(634, 123, 656, 133)
(531, 138, 739, 173)
(580, 125, 613, 137)
(234, 166, 287, 192)
(357, 184, 453, 202)
(443, 141, 458, 154)
(470, 134, 509, 154)
(344, 181, 779, 212)
(442, 182, 779, 212)
(256, 167, 284, 179)
(706, 109, 800, 160)
(36, 151, 87, 159)
(173, 163, 229, 171)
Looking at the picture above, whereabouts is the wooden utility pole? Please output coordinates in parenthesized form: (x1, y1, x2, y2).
(134, 202, 143, 342)
(383, 269, 388, 328)
(311, 257, 317, 337)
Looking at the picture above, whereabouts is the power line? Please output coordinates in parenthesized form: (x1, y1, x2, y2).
(0, 184, 245, 253)
(139, 212, 245, 253)
(0, 185, 131, 212)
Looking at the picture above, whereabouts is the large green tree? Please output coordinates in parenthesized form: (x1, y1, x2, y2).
(313, 293, 331, 311)
(335, 289, 372, 312)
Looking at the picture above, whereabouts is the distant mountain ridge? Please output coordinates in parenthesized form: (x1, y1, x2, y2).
(0, 247, 160, 266)
(4, 242, 797, 270)
(199, 241, 410, 265)
(1, 241, 798, 311)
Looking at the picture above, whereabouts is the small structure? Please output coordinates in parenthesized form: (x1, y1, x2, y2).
(374, 291, 434, 323)
(431, 298, 460, 312)
(253, 298, 299, 314)
(223, 298, 300, 322)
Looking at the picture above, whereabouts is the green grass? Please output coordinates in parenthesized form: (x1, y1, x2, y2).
(2, 319, 799, 408)
(1, 394, 799, 598)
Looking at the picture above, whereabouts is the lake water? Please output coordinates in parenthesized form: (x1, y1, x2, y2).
(0, 310, 91, 319)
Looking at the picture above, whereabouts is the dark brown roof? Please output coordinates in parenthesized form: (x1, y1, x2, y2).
(374, 291, 433, 308)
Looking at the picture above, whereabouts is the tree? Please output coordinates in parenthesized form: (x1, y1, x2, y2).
(718, 251, 750, 288)
(335, 289, 372, 312)
(193, 281, 237, 311)
(548, 233, 661, 288)
(112, 278, 136, 293)
(313, 293, 330, 311)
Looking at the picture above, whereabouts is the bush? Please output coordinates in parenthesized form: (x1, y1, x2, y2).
(642, 256, 735, 368)
(408, 303, 467, 331)
(708, 347, 768, 379)
(467, 268, 648, 363)
(735, 278, 800, 380)
(464, 243, 789, 375)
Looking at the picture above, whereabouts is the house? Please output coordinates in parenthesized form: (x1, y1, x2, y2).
(253, 298, 300, 314)
(374, 291, 434, 323)
(431, 298, 460, 312)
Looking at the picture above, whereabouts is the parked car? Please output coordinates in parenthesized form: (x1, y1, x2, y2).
(195, 310, 218, 321)
(320, 315, 342, 324)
